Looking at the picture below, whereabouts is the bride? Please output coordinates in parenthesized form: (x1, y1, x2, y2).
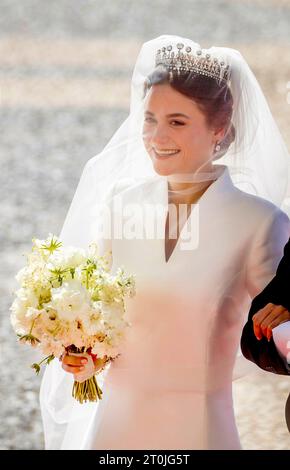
(39, 35, 290, 450)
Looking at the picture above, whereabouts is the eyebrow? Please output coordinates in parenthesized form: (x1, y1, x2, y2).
(144, 111, 190, 119)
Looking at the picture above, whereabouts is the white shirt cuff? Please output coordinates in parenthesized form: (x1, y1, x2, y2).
(272, 320, 290, 367)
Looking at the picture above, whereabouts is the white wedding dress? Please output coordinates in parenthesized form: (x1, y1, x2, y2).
(40, 165, 290, 450)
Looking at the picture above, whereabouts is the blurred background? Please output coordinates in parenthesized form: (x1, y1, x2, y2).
(0, 0, 290, 450)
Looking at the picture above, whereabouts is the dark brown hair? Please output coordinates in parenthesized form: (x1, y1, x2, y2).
(143, 65, 235, 158)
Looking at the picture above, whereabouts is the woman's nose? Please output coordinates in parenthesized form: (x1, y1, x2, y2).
(150, 124, 170, 144)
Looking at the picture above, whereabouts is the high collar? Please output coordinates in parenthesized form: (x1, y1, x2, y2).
(156, 165, 236, 207)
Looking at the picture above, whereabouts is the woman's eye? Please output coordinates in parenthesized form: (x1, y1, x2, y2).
(144, 118, 184, 126)
(170, 120, 184, 126)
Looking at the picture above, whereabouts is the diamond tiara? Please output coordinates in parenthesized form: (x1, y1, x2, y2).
(155, 43, 230, 83)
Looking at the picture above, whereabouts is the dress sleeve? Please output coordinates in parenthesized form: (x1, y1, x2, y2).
(245, 208, 290, 299)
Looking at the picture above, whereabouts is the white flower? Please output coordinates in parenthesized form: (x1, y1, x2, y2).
(91, 341, 112, 358)
(25, 307, 42, 320)
(45, 279, 91, 322)
(11, 234, 136, 380)
(48, 246, 86, 271)
(10, 311, 28, 335)
(40, 336, 65, 358)
(81, 310, 102, 336)
(16, 287, 39, 308)
(15, 266, 28, 283)
(9, 288, 40, 334)
(102, 302, 124, 327)
(87, 242, 99, 260)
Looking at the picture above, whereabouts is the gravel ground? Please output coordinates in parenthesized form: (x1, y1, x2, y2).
(1, 0, 290, 450)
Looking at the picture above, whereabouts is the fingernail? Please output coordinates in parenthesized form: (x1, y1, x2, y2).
(81, 359, 88, 364)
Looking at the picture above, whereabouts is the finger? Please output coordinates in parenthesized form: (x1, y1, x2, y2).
(252, 304, 275, 339)
(253, 315, 268, 340)
(62, 354, 88, 367)
(260, 306, 287, 334)
(253, 304, 282, 338)
(266, 328, 272, 341)
(253, 322, 263, 340)
(252, 303, 275, 323)
(264, 310, 290, 341)
(62, 363, 86, 374)
(267, 314, 290, 333)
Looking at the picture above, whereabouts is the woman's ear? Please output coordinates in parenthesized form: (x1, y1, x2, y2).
(213, 126, 226, 143)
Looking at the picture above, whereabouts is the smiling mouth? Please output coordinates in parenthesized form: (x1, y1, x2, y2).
(153, 149, 180, 157)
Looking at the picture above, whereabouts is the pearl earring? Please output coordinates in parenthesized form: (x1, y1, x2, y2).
(215, 141, 221, 152)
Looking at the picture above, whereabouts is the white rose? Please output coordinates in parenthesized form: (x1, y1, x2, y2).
(45, 280, 91, 322)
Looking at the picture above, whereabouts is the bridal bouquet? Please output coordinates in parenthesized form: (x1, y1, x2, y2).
(10, 234, 136, 403)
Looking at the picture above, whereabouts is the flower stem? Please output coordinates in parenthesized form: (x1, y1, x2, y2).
(72, 376, 103, 404)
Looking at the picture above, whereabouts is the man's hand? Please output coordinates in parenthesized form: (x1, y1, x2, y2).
(252, 303, 290, 341)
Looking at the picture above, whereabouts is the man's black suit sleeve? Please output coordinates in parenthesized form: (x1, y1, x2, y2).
(241, 238, 290, 375)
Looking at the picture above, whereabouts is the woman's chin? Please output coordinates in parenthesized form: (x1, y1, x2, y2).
(151, 159, 178, 176)
(152, 164, 175, 176)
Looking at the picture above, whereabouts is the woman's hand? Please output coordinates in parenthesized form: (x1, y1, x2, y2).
(252, 303, 290, 341)
(61, 352, 109, 382)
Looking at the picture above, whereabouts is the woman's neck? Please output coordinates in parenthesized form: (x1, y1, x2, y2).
(166, 163, 218, 205)
(167, 180, 215, 205)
